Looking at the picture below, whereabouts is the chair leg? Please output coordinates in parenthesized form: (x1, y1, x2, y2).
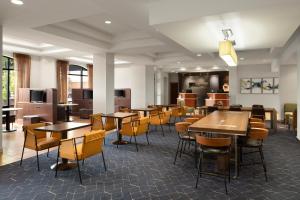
(76, 158, 82, 184)
(129, 136, 132, 143)
(55, 147, 60, 178)
(101, 152, 107, 171)
(224, 174, 228, 194)
(36, 151, 40, 171)
(179, 140, 184, 158)
(103, 137, 106, 145)
(195, 151, 202, 188)
(47, 148, 50, 157)
(194, 142, 198, 168)
(168, 123, 171, 132)
(228, 152, 231, 183)
(20, 145, 25, 166)
(160, 125, 165, 136)
(173, 139, 181, 165)
(259, 147, 268, 182)
(145, 132, 150, 145)
(133, 135, 138, 152)
(82, 159, 85, 166)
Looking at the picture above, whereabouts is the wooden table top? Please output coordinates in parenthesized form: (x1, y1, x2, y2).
(154, 104, 177, 108)
(189, 111, 249, 136)
(131, 108, 156, 112)
(2, 107, 23, 112)
(102, 112, 137, 119)
(34, 122, 91, 132)
(198, 106, 276, 112)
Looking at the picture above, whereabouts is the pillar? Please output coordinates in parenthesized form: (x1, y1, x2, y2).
(0, 25, 3, 152)
(145, 65, 155, 106)
(93, 53, 115, 114)
(228, 67, 238, 105)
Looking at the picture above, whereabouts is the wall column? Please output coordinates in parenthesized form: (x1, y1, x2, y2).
(0, 25, 3, 152)
(145, 65, 155, 106)
(93, 53, 115, 114)
(297, 48, 300, 140)
(229, 67, 238, 105)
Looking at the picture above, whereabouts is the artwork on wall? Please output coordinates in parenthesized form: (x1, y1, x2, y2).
(251, 78, 262, 94)
(273, 77, 279, 94)
(240, 78, 251, 94)
(262, 78, 273, 94)
(240, 77, 279, 94)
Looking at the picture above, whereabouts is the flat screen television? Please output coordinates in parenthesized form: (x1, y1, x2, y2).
(30, 90, 46, 103)
(115, 89, 125, 97)
(83, 90, 93, 99)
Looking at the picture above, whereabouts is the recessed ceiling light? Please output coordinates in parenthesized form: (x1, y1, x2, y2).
(240, 57, 245, 61)
(196, 53, 202, 57)
(196, 67, 202, 70)
(180, 67, 186, 71)
(11, 0, 23, 5)
(177, 61, 181, 64)
(105, 20, 112, 24)
(212, 65, 220, 70)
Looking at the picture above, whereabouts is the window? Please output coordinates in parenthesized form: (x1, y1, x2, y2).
(2, 56, 15, 107)
(67, 65, 88, 101)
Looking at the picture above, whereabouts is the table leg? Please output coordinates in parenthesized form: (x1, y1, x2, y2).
(112, 118, 128, 145)
(50, 130, 77, 170)
(3, 111, 17, 132)
(144, 111, 147, 117)
(233, 135, 239, 179)
(66, 106, 70, 122)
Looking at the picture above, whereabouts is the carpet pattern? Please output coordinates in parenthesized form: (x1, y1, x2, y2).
(0, 125, 300, 200)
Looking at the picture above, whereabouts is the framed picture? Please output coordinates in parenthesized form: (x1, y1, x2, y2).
(240, 78, 251, 94)
(251, 78, 262, 94)
(262, 78, 273, 94)
(273, 77, 279, 94)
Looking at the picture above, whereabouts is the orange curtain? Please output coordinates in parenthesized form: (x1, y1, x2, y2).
(14, 53, 31, 103)
(56, 60, 69, 103)
(87, 64, 93, 89)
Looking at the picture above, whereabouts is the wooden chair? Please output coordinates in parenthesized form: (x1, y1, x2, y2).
(195, 135, 231, 194)
(251, 105, 265, 120)
(239, 128, 269, 182)
(250, 122, 265, 128)
(184, 117, 199, 124)
(229, 104, 242, 111)
(150, 111, 171, 136)
(21, 123, 60, 171)
(90, 113, 107, 145)
(171, 107, 183, 123)
(55, 130, 106, 184)
(207, 106, 218, 114)
(249, 117, 264, 123)
(120, 117, 150, 151)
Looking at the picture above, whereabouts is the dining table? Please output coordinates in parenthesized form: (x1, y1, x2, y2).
(189, 110, 249, 178)
(58, 103, 79, 122)
(2, 107, 22, 132)
(131, 107, 156, 117)
(102, 112, 138, 145)
(35, 122, 91, 170)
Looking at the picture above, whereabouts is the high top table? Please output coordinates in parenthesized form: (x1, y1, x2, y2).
(2, 107, 22, 132)
(189, 111, 249, 178)
(102, 112, 137, 145)
(35, 122, 91, 170)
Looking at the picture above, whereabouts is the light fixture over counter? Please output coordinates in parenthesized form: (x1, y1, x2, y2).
(219, 40, 238, 67)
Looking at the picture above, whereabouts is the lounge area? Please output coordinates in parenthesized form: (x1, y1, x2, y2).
(1, 0, 300, 199)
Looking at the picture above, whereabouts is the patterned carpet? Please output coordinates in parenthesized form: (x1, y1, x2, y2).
(0, 125, 300, 200)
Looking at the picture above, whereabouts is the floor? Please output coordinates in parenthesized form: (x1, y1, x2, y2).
(0, 120, 300, 199)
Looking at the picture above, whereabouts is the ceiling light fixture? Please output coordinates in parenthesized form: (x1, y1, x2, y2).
(240, 57, 245, 61)
(180, 67, 186, 71)
(196, 53, 202, 57)
(196, 67, 202, 70)
(219, 29, 238, 67)
(67, 57, 93, 63)
(43, 48, 71, 54)
(177, 61, 181, 64)
(11, 0, 23, 5)
(105, 20, 112, 24)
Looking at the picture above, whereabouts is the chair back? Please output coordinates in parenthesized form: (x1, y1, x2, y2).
(82, 130, 105, 159)
(184, 117, 199, 124)
(229, 104, 242, 111)
(119, 107, 130, 112)
(162, 111, 171, 123)
(90, 113, 104, 130)
(192, 114, 204, 120)
(179, 107, 186, 115)
(104, 117, 116, 131)
(171, 107, 180, 116)
(250, 122, 265, 128)
(248, 128, 268, 140)
(136, 117, 150, 134)
(251, 105, 265, 120)
(196, 135, 231, 148)
(207, 106, 218, 114)
(175, 122, 190, 134)
(249, 117, 263, 123)
(24, 122, 47, 139)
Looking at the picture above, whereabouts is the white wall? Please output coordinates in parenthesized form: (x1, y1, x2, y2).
(115, 65, 155, 108)
(235, 64, 281, 118)
(280, 65, 297, 119)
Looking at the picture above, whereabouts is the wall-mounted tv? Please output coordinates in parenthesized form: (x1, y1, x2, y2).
(115, 89, 125, 97)
(83, 90, 93, 99)
(30, 90, 47, 103)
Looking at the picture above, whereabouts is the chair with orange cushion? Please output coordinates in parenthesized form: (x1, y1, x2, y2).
(120, 117, 150, 151)
(150, 111, 171, 136)
(171, 107, 183, 123)
(195, 135, 231, 194)
(184, 117, 199, 124)
(239, 128, 269, 182)
(90, 113, 107, 145)
(55, 130, 106, 184)
(250, 122, 265, 128)
(20, 123, 60, 171)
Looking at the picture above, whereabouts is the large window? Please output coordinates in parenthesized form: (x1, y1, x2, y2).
(2, 56, 15, 107)
(67, 65, 88, 101)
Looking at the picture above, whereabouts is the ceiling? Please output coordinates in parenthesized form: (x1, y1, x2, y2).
(0, 0, 299, 70)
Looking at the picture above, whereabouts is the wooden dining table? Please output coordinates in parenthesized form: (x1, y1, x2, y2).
(131, 107, 156, 117)
(189, 111, 249, 178)
(35, 122, 91, 170)
(102, 112, 138, 145)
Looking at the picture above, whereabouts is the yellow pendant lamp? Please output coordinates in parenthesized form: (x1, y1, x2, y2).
(219, 40, 238, 67)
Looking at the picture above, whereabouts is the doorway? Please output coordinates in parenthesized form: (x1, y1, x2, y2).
(170, 82, 178, 104)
